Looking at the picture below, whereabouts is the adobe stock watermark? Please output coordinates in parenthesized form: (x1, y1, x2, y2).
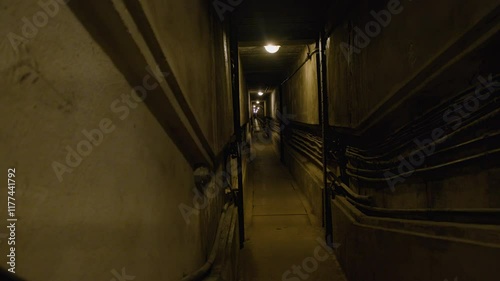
(212, 0, 244, 21)
(385, 74, 499, 191)
(178, 109, 295, 224)
(282, 236, 341, 281)
(6, 0, 69, 52)
(0, 233, 7, 243)
(51, 65, 171, 182)
(110, 268, 135, 281)
(340, 0, 406, 60)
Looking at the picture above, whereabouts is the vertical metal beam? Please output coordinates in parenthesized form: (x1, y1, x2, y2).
(317, 31, 333, 246)
(229, 22, 245, 248)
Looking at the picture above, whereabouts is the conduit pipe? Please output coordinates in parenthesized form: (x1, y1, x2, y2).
(181, 203, 230, 281)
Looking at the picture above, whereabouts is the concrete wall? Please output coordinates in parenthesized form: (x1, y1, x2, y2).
(322, 0, 500, 279)
(327, 0, 499, 129)
(323, 0, 500, 208)
(268, 89, 281, 158)
(141, 0, 233, 152)
(332, 197, 500, 281)
(284, 146, 324, 224)
(280, 44, 323, 223)
(0, 1, 236, 280)
(269, 89, 277, 119)
(276, 1, 500, 280)
(239, 56, 250, 126)
(282, 44, 319, 125)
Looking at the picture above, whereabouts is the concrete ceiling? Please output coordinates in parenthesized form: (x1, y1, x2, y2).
(233, 0, 331, 90)
(240, 45, 307, 91)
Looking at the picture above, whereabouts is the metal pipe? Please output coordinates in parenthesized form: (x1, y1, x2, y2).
(328, 172, 372, 204)
(346, 130, 500, 174)
(346, 100, 499, 161)
(344, 197, 500, 224)
(346, 147, 500, 182)
(181, 204, 229, 281)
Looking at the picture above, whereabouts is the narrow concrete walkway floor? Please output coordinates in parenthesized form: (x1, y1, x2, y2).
(240, 134, 348, 281)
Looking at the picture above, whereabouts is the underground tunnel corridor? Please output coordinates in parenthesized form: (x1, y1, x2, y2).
(239, 130, 347, 281)
(0, 0, 499, 281)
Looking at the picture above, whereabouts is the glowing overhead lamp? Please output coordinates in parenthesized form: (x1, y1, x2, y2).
(258, 91, 264, 96)
(256, 101, 260, 104)
(264, 44, 281, 53)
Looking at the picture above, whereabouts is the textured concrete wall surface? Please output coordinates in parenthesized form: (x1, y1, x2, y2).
(239, 55, 250, 126)
(278, 1, 500, 280)
(327, 0, 499, 128)
(140, 0, 238, 155)
(332, 197, 500, 281)
(269, 89, 277, 119)
(0, 1, 235, 280)
(284, 146, 324, 223)
(323, 0, 500, 279)
(282, 44, 319, 125)
(323, 0, 500, 208)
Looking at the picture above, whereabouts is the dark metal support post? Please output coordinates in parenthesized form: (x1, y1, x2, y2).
(317, 31, 333, 246)
(230, 23, 245, 248)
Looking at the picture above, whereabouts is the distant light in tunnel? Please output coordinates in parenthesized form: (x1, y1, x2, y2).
(258, 91, 264, 96)
(256, 101, 260, 104)
(264, 44, 281, 53)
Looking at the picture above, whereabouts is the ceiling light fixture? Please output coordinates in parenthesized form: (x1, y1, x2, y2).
(264, 44, 281, 54)
(258, 91, 264, 96)
(256, 101, 260, 104)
